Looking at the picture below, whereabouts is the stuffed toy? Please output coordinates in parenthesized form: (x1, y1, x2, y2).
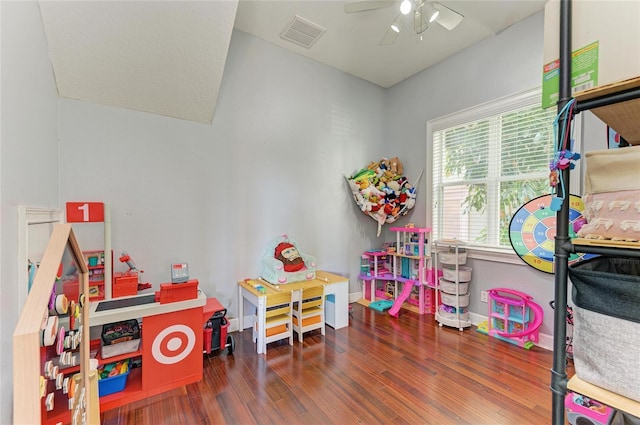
(261, 235, 316, 284)
(274, 242, 305, 272)
(388, 157, 404, 175)
(346, 156, 421, 236)
(387, 180, 401, 192)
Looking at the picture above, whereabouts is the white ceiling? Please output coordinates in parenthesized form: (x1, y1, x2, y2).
(235, 0, 547, 88)
(38, 0, 546, 124)
(39, 1, 239, 124)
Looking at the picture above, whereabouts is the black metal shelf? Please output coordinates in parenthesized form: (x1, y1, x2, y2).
(551, 1, 640, 423)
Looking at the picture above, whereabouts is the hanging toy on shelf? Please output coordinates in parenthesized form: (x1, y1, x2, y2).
(507, 97, 594, 274)
(345, 157, 423, 236)
(549, 98, 579, 212)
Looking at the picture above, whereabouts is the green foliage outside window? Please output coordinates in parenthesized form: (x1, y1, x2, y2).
(440, 105, 555, 247)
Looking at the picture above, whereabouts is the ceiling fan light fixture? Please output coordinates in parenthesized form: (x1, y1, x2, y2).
(390, 16, 403, 33)
(414, 9, 428, 34)
(400, 0, 412, 15)
(424, 2, 440, 23)
(431, 2, 464, 30)
(376, 1, 464, 46)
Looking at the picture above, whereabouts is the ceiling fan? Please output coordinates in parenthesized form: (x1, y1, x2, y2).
(345, 0, 464, 45)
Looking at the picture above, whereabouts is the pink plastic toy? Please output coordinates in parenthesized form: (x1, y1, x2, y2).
(565, 392, 615, 425)
(487, 288, 543, 349)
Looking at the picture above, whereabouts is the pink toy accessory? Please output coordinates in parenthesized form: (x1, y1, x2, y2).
(565, 391, 615, 425)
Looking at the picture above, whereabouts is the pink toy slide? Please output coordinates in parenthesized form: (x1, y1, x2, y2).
(388, 283, 414, 317)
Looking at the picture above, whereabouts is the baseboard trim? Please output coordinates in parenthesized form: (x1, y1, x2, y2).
(470, 312, 552, 351)
(228, 317, 240, 333)
(231, 293, 553, 351)
(349, 291, 363, 303)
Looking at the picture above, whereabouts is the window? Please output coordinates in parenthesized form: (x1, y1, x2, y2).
(429, 89, 559, 251)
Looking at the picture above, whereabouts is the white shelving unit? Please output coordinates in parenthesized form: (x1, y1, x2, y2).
(434, 239, 471, 331)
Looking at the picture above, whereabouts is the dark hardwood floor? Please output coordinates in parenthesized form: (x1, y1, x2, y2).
(101, 303, 563, 425)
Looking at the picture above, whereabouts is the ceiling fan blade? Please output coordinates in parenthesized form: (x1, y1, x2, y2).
(432, 2, 464, 30)
(344, 0, 395, 14)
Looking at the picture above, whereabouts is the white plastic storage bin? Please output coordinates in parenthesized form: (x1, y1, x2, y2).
(101, 339, 140, 359)
(442, 266, 472, 282)
(438, 278, 469, 295)
(438, 305, 469, 322)
(440, 291, 470, 307)
(438, 250, 467, 265)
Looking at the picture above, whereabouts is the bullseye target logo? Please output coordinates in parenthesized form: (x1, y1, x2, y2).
(151, 325, 196, 365)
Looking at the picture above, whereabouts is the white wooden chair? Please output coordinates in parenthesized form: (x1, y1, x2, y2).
(292, 284, 325, 343)
(254, 291, 293, 353)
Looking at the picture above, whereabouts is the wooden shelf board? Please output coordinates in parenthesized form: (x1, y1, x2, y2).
(356, 299, 371, 307)
(572, 238, 640, 250)
(568, 375, 640, 418)
(574, 76, 640, 101)
(574, 76, 640, 145)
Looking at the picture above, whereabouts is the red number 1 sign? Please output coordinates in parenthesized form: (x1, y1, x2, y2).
(66, 202, 105, 223)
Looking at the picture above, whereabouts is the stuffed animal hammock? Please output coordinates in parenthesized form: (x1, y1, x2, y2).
(345, 157, 422, 236)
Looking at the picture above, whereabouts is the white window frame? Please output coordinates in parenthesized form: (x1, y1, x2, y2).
(426, 88, 582, 264)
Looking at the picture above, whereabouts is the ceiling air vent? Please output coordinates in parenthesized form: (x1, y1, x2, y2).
(280, 15, 326, 49)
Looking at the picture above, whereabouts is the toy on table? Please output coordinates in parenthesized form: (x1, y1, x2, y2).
(261, 234, 316, 285)
(118, 251, 151, 290)
(244, 279, 266, 293)
(119, 251, 139, 274)
(480, 288, 543, 349)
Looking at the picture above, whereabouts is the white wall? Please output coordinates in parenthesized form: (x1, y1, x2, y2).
(59, 29, 388, 315)
(2, 4, 610, 421)
(385, 11, 609, 337)
(59, 11, 578, 339)
(0, 2, 60, 423)
(384, 12, 558, 334)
